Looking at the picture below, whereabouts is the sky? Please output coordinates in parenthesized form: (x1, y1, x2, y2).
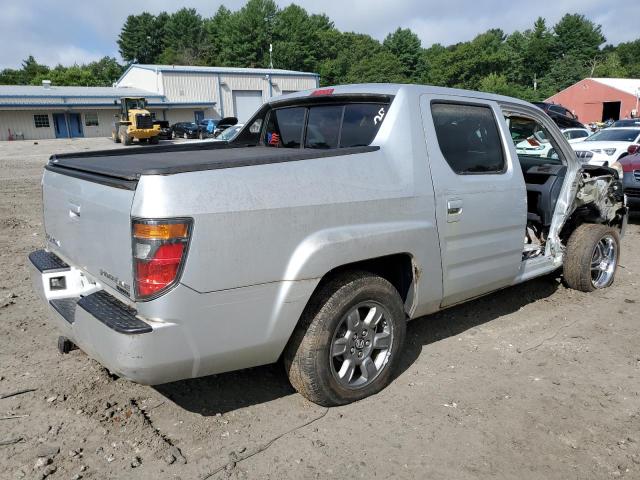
(0, 0, 636, 69)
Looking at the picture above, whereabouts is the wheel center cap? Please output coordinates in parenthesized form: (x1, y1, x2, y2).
(354, 338, 365, 349)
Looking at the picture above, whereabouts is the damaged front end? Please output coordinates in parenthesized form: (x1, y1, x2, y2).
(560, 163, 627, 243)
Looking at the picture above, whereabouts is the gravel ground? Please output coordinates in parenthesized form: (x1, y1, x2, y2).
(1, 137, 639, 480)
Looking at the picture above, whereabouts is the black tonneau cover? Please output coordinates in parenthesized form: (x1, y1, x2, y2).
(47, 144, 378, 182)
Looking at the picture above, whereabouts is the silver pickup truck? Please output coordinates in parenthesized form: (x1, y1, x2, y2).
(29, 84, 627, 406)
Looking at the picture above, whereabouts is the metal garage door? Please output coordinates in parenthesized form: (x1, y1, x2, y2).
(232, 90, 263, 122)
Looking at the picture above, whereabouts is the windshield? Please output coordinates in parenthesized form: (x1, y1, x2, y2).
(586, 129, 640, 142)
(612, 119, 640, 127)
(218, 125, 242, 140)
(124, 98, 147, 110)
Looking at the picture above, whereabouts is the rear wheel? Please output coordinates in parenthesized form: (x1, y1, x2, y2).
(563, 224, 620, 292)
(149, 136, 159, 145)
(284, 271, 406, 406)
(199, 131, 205, 140)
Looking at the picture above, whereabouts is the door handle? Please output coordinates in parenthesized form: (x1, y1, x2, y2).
(68, 202, 81, 219)
(447, 199, 463, 222)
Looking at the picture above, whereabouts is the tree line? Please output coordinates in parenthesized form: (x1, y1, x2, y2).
(1, 0, 639, 102)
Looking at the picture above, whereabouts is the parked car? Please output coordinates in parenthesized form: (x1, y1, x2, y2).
(619, 153, 640, 208)
(153, 120, 173, 140)
(611, 119, 640, 128)
(196, 118, 219, 139)
(210, 124, 244, 142)
(514, 129, 554, 158)
(213, 116, 238, 137)
(532, 102, 586, 129)
(29, 84, 627, 406)
(572, 127, 640, 165)
(562, 127, 591, 144)
(172, 122, 199, 139)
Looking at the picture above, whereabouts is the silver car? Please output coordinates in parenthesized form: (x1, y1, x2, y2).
(30, 84, 627, 406)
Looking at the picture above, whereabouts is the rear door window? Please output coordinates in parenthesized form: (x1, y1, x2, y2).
(431, 102, 506, 174)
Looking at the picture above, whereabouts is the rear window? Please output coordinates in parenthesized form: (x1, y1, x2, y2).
(305, 105, 342, 149)
(262, 102, 388, 149)
(265, 107, 305, 147)
(564, 130, 588, 140)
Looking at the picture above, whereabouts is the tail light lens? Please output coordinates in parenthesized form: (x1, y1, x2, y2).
(132, 218, 192, 299)
(628, 144, 640, 155)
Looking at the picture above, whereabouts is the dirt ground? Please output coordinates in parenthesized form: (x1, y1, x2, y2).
(1, 137, 640, 480)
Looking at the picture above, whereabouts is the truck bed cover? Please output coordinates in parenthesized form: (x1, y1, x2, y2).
(47, 143, 378, 183)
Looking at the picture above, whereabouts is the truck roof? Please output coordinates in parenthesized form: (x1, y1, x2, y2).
(271, 83, 533, 109)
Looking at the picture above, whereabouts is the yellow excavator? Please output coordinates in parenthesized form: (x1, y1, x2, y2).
(111, 97, 160, 145)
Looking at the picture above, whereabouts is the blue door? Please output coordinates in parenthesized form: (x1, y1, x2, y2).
(53, 113, 68, 138)
(68, 113, 83, 138)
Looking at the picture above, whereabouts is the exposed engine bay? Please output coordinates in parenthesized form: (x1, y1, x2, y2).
(523, 162, 625, 260)
(503, 112, 626, 264)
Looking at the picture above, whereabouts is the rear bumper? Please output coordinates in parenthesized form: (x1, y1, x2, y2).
(29, 250, 191, 384)
(29, 249, 318, 385)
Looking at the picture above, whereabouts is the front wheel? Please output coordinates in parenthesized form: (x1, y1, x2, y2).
(563, 224, 620, 292)
(183, 132, 188, 139)
(284, 271, 406, 406)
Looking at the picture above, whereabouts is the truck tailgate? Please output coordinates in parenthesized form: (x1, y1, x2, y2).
(42, 168, 135, 299)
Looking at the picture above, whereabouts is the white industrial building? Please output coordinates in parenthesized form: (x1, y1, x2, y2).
(0, 65, 319, 141)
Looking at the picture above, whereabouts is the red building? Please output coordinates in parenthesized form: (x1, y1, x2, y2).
(545, 78, 640, 124)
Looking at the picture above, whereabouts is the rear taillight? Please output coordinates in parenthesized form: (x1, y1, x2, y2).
(132, 218, 192, 299)
(628, 144, 640, 155)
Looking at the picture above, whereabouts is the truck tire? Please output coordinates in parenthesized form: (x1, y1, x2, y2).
(284, 271, 406, 406)
(119, 127, 132, 146)
(563, 224, 620, 292)
(149, 136, 159, 145)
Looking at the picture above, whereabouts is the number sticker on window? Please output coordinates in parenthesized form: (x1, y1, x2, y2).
(374, 107, 386, 125)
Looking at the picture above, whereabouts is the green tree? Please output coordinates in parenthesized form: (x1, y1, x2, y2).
(614, 39, 640, 77)
(272, 5, 334, 71)
(162, 8, 204, 63)
(553, 14, 605, 63)
(429, 29, 509, 90)
(118, 13, 166, 63)
(202, 6, 233, 65)
(540, 54, 588, 96)
(383, 28, 422, 79)
(0, 56, 49, 85)
(217, 0, 278, 67)
(317, 32, 383, 85)
(593, 52, 627, 78)
(346, 51, 407, 84)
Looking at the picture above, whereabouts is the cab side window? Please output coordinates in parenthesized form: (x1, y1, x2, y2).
(264, 107, 305, 147)
(431, 102, 506, 174)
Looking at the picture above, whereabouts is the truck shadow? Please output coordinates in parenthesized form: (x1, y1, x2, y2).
(154, 275, 561, 415)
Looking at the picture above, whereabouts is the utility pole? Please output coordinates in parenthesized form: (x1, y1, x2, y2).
(269, 44, 274, 69)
